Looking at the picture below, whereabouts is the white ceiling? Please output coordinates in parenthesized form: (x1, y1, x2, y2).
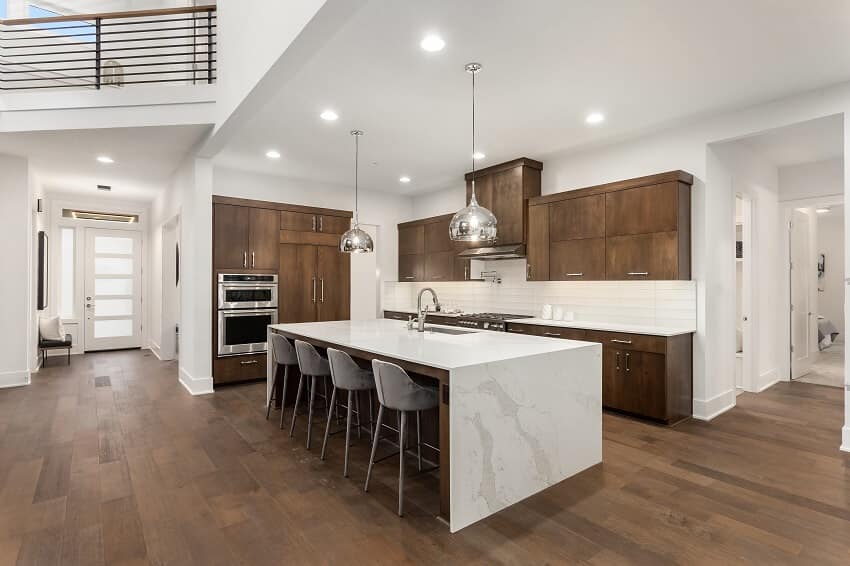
(0, 125, 210, 201)
(742, 115, 844, 168)
(215, 0, 850, 196)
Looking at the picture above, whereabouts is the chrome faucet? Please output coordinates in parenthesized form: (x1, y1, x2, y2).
(416, 287, 440, 332)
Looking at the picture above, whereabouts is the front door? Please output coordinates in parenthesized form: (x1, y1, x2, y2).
(84, 228, 142, 351)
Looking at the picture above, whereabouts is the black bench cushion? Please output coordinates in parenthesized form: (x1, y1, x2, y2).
(40, 334, 72, 348)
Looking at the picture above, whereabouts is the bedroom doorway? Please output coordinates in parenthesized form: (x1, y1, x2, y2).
(797, 203, 844, 387)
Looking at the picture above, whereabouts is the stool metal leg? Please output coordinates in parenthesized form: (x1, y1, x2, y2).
(289, 373, 306, 438)
(320, 386, 338, 460)
(368, 393, 374, 440)
(307, 375, 317, 449)
(355, 392, 362, 440)
(416, 410, 422, 472)
(266, 372, 277, 420)
(344, 390, 353, 477)
(279, 365, 290, 430)
(364, 404, 384, 492)
(398, 410, 407, 517)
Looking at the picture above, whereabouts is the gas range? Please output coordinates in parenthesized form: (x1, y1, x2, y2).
(454, 312, 527, 332)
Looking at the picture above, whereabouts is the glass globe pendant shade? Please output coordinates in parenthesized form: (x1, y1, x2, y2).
(339, 224, 374, 253)
(448, 192, 497, 242)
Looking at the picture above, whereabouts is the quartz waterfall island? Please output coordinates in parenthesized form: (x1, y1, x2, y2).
(267, 319, 602, 532)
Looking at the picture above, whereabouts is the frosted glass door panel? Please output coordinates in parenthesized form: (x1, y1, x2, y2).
(95, 278, 133, 296)
(94, 299, 133, 317)
(94, 236, 133, 255)
(94, 319, 133, 338)
(95, 257, 133, 275)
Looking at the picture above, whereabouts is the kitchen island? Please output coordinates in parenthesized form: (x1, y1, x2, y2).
(268, 319, 602, 532)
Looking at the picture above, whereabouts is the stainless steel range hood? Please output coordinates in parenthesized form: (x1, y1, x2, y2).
(457, 244, 526, 260)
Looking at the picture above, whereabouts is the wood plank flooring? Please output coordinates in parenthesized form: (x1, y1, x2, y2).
(1, 349, 849, 565)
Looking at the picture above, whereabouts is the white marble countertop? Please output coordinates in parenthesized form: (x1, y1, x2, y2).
(512, 318, 695, 337)
(269, 319, 596, 371)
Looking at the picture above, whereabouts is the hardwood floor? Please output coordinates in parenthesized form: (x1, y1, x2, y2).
(1, 350, 849, 565)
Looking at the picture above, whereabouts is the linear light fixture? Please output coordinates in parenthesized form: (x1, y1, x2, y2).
(62, 208, 138, 223)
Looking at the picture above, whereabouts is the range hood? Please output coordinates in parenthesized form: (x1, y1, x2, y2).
(457, 244, 526, 260)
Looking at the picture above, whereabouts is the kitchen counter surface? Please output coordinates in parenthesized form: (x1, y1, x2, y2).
(512, 318, 696, 337)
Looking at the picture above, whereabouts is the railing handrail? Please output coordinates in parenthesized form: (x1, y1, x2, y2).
(0, 5, 217, 26)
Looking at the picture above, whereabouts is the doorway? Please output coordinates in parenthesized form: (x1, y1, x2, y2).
(789, 209, 816, 379)
(83, 228, 143, 351)
(735, 195, 754, 393)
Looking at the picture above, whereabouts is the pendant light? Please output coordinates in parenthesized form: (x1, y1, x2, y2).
(449, 62, 497, 242)
(340, 129, 374, 253)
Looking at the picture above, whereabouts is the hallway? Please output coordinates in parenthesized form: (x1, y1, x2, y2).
(1, 350, 849, 565)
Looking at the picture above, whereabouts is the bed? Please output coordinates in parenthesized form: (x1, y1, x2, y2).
(818, 315, 840, 350)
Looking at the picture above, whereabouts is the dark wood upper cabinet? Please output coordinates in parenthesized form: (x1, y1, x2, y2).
(280, 210, 318, 232)
(318, 215, 351, 235)
(398, 214, 470, 282)
(424, 251, 454, 281)
(213, 204, 250, 270)
(465, 157, 542, 246)
(398, 254, 424, 282)
(248, 207, 280, 270)
(527, 170, 692, 281)
(526, 204, 549, 281)
(399, 225, 425, 256)
(425, 219, 452, 253)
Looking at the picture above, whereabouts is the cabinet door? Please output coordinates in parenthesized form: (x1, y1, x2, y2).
(398, 254, 424, 282)
(279, 244, 317, 323)
(490, 166, 524, 245)
(526, 204, 549, 281)
(549, 195, 605, 241)
(550, 238, 606, 280)
(453, 257, 471, 281)
(317, 246, 350, 321)
(280, 210, 317, 232)
(425, 251, 454, 281)
(606, 232, 678, 280)
(398, 225, 425, 255)
(602, 347, 641, 413)
(466, 174, 493, 212)
(605, 183, 679, 236)
(425, 219, 452, 253)
(632, 351, 667, 420)
(213, 204, 249, 269)
(248, 207, 280, 270)
(318, 215, 351, 235)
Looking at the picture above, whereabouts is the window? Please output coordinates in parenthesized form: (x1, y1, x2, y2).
(59, 228, 75, 319)
(26, 5, 96, 41)
(0, 1, 6, 18)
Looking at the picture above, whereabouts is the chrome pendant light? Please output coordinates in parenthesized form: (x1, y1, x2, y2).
(449, 62, 497, 242)
(340, 129, 374, 253)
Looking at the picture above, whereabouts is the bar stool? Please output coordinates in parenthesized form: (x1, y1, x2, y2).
(266, 334, 299, 429)
(291, 340, 332, 449)
(321, 348, 377, 477)
(365, 359, 440, 517)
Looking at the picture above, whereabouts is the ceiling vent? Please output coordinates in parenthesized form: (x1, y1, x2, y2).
(97, 184, 112, 191)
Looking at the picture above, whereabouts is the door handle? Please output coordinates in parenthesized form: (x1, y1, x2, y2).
(312, 215, 317, 231)
(243, 251, 247, 268)
(627, 272, 649, 276)
(312, 277, 317, 303)
(251, 251, 255, 268)
(319, 216, 323, 232)
(611, 339, 633, 344)
(625, 352, 631, 372)
(320, 279, 324, 303)
(464, 266, 469, 280)
(565, 273, 583, 277)
(615, 352, 620, 370)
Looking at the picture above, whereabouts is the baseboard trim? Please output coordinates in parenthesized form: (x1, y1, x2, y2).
(841, 426, 850, 453)
(178, 366, 213, 396)
(0, 369, 31, 389)
(692, 388, 736, 421)
(757, 368, 782, 392)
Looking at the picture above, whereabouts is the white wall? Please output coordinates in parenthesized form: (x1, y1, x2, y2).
(818, 211, 845, 339)
(779, 158, 843, 202)
(0, 154, 34, 387)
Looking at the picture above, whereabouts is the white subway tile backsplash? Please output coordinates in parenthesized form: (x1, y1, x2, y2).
(383, 263, 697, 331)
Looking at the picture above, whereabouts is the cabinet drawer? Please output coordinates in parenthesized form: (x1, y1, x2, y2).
(605, 232, 679, 280)
(586, 330, 666, 354)
(537, 327, 587, 340)
(214, 353, 266, 384)
(550, 238, 606, 280)
(505, 322, 543, 336)
(605, 182, 679, 236)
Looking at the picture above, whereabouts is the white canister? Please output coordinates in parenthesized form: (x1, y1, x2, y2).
(552, 306, 564, 321)
(541, 304, 553, 320)
(562, 311, 575, 321)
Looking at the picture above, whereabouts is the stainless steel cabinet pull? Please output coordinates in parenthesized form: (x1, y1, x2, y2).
(526, 264, 532, 280)
(319, 216, 323, 232)
(404, 276, 414, 280)
(543, 331, 561, 337)
(251, 251, 255, 268)
(565, 273, 583, 277)
(320, 279, 324, 302)
(511, 329, 525, 333)
(611, 339, 633, 344)
(240, 360, 258, 365)
(627, 271, 649, 276)
(312, 277, 317, 302)
(464, 266, 469, 280)
(625, 352, 631, 372)
(433, 275, 442, 279)
(243, 251, 247, 268)
(312, 215, 317, 231)
(616, 352, 621, 370)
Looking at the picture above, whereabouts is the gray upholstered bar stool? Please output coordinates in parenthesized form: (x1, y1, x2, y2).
(365, 359, 440, 517)
(290, 340, 332, 449)
(321, 348, 377, 477)
(266, 333, 299, 429)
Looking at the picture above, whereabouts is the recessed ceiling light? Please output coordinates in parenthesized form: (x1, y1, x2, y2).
(472, 152, 485, 160)
(420, 34, 445, 52)
(816, 207, 831, 214)
(399, 176, 411, 183)
(265, 149, 281, 159)
(96, 155, 114, 164)
(585, 112, 605, 125)
(320, 109, 339, 121)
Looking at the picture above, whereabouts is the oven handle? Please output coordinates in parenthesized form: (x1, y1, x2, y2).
(220, 309, 278, 317)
